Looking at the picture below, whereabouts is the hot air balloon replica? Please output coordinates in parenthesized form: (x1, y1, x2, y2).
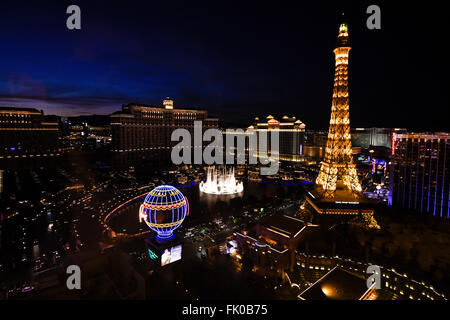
(139, 185, 188, 267)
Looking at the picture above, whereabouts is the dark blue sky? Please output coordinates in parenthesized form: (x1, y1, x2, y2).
(0, 1, 448, 129)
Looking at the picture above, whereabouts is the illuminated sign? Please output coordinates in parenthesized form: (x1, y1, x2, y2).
(161, 244, 182, 266)
(335, 201, 359, 205)
(226, 240, 238, 254)
(148, 248, 158, 260)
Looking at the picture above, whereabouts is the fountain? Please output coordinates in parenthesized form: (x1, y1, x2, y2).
(199, 166, 244, 195)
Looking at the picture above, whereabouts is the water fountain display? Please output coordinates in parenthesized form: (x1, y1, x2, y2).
(199, 166, 244, 195)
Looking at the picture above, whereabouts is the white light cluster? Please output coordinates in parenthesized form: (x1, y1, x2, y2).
(199, 166, 244, 195)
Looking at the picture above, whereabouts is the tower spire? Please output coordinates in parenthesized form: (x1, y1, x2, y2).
(337, 21, 349, 47)
(315, 22, 362, 198)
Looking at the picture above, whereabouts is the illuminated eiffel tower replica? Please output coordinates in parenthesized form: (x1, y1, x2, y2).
(305, 22, 378, 228)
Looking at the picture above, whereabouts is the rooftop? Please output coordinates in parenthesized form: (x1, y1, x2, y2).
(307, 184, 375, 207)
(111, 99, 215, 117)
(255, 114, 305, 127)
(395, 132, 450, 139)
(298, 267, 375, 300)
(261, 214, 307, 238)
(0, 106, 42, 114)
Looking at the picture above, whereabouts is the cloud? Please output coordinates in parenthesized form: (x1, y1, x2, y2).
(0, 95, 127, 117)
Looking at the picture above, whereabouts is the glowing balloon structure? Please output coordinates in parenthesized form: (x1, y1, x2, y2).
(139, 185, 189, 241)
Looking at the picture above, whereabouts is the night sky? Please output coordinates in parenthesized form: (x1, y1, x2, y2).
(0, 1, 448, 130)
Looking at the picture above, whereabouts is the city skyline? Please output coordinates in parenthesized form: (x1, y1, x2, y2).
(0, 1, 449, 306)
(0, 1, 448, 130)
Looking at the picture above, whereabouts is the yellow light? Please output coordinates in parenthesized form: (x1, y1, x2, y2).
(321, 285, 334, 297)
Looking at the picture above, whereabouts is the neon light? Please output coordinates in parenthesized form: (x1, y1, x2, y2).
(139, 204, 146, 222)
(139, 185, 188, 241)
(335, 201, 359, 204)
(148, 248, 158, 260)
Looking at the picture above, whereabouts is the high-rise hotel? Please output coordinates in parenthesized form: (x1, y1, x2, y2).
(391, 132, 450, 218)
(0, 107, 60, 160)
(251, 115, 305, 162)
(222, 115, 306, 166)
(110, 98, 218, 162)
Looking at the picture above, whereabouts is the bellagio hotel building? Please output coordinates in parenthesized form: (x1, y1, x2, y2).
(110, 98, 218, 161)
